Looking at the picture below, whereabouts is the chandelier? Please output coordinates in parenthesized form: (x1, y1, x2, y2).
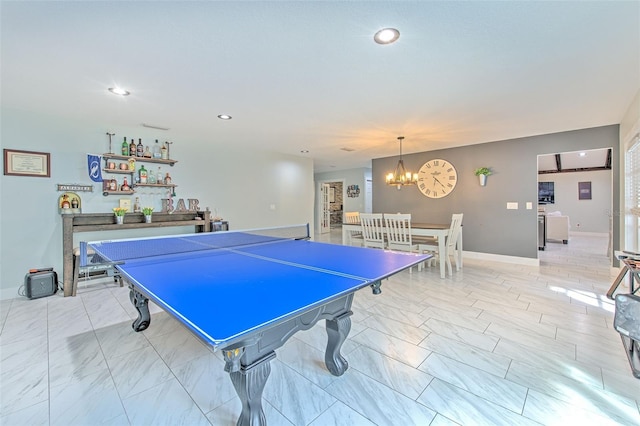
(386, 136, 418, 189)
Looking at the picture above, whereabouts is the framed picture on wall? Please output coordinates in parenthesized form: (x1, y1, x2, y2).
(578, 181, 592, 200)
(3, 149, 50, 177)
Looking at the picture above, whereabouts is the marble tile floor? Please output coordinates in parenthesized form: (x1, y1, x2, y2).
(1, 230, 639, 425)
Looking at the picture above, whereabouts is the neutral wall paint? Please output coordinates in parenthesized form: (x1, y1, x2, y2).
(539, 170, 611, 233)
(0, 108, 314, 299)
(314, 168, 370, 226)
(372, 125, 620, 260)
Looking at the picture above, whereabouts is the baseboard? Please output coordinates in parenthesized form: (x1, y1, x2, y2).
(0, 285, 23, 301)
(569, 231, 609, 237)
(462, 251, 540, 267)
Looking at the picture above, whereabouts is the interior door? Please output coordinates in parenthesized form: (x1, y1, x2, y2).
(320, 183, 330, 234)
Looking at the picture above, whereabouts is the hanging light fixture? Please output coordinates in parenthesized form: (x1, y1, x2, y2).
(386, 136, 418, 190)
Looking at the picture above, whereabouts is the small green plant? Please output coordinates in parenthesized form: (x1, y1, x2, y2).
(474, 167, 492, 176)
(113, 207, 127, 216)
(142, 207, 154, 215)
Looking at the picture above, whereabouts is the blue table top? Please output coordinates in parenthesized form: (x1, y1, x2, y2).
(90, 235, 428, 349)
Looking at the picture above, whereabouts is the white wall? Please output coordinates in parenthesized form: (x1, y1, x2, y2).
(539, 170, 612, 233)
(314, 168, 370, 230)
(0, 108, 314, 299)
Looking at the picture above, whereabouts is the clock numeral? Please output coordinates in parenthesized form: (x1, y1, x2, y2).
(419, 183, 426, 190)
(433, 191, 438, 197)
(447, 183, 453, 188)
(446, 167, 453, 172)
(448, 176, 456, 180)
(425, 189, 431, 195)
(433, 160, 440, 167)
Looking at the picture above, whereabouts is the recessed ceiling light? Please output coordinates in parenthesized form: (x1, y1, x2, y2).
(579, 152, 586, 157)
(108, 87, 130, 96)
(374, 28, 400, 45)
(217, 114, 232, 120)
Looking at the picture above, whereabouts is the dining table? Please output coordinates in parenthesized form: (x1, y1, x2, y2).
(341, 222, 462, 279)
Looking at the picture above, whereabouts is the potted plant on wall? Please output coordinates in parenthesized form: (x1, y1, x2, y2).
(474, 167, 492, 186)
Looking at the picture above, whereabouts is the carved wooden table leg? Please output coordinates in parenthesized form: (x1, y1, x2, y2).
(129, 285, 150, 331)
(325, 311, 352, 376)
(224, 348, 276, 426)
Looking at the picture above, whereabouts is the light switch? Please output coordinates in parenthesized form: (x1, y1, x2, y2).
(507, 202, 518, 210)
(526, 202, 533, 210)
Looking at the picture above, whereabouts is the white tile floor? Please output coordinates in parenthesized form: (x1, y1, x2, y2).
(1, 230, 639, 425)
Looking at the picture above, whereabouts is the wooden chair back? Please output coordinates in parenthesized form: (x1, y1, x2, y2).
(360, 213, 385, 249)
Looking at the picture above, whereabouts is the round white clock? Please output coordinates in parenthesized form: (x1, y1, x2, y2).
(417, 159, 458, 198)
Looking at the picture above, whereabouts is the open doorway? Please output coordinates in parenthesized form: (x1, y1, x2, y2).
(537, 148, 613, 259)
(316, 179, 345, 234)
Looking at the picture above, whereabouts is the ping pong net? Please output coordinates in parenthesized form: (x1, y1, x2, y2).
(79, 224, 310, 266)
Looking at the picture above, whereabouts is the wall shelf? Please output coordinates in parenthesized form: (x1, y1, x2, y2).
(102, 153, 177, 166)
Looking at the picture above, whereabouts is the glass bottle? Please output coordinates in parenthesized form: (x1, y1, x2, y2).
(161, 143, 168, 159)
(133, 197, 141, 213)
(121, 177, 130, 191)
(139, 165, 147, 184)
(129, 138, 136, 157)
(148, 167, 156, 184)
(143, 146, 152, 158)
(157, 167, 162, 183)
(153, 140, 162, 158)
(121, 137, 129, 156)
(164, 173, 171, 185)
(136, 138, 144, 157)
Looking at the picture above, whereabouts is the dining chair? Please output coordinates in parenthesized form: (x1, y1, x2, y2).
(384, 213, 422, 272)
(417, 213, 463, 276)
(359, 213, 385, 249)
(344, 211, 363, 246)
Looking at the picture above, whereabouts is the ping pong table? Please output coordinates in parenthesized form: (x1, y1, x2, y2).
(84, 224, 430, 426)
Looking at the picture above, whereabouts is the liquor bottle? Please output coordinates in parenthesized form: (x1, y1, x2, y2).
(139, 165, 147, 184)
(148, 167, 156, 184)
(129, 138, 137, 157)
(153, 140, 162, 158)
(161, 143, 168, 159)
(157, 167, 162, 183)
(121, 137, 129, 156)
(164, 173, 172, 185)
(121, 177, 130, 191)
(136, 138, 144, 157)
(133, 197, 141, 213)
(143, 146, 152, 158)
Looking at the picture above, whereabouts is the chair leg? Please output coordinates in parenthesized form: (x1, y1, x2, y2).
(446, 255, 453, 277)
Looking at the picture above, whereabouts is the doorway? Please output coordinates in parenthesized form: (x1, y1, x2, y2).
(537, 148, 613, 261)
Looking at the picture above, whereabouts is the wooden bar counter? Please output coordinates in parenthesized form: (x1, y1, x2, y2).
(62, 210, 211, 296)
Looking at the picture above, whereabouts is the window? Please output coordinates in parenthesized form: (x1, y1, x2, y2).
(625, 134, 640, 251)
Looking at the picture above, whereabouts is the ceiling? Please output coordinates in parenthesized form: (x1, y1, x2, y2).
(1, 2, 638, 173)
(538, 148, 611, 174)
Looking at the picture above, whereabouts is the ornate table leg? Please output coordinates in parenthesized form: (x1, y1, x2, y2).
(224, 348, 276, 426)
(325, 311, 352, 376)
(129, 285, 150, 331)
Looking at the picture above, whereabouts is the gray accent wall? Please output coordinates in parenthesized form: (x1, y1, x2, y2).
(372, 125, 620, 260)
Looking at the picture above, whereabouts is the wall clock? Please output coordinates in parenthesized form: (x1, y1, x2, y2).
(417, 159, 458, 198)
